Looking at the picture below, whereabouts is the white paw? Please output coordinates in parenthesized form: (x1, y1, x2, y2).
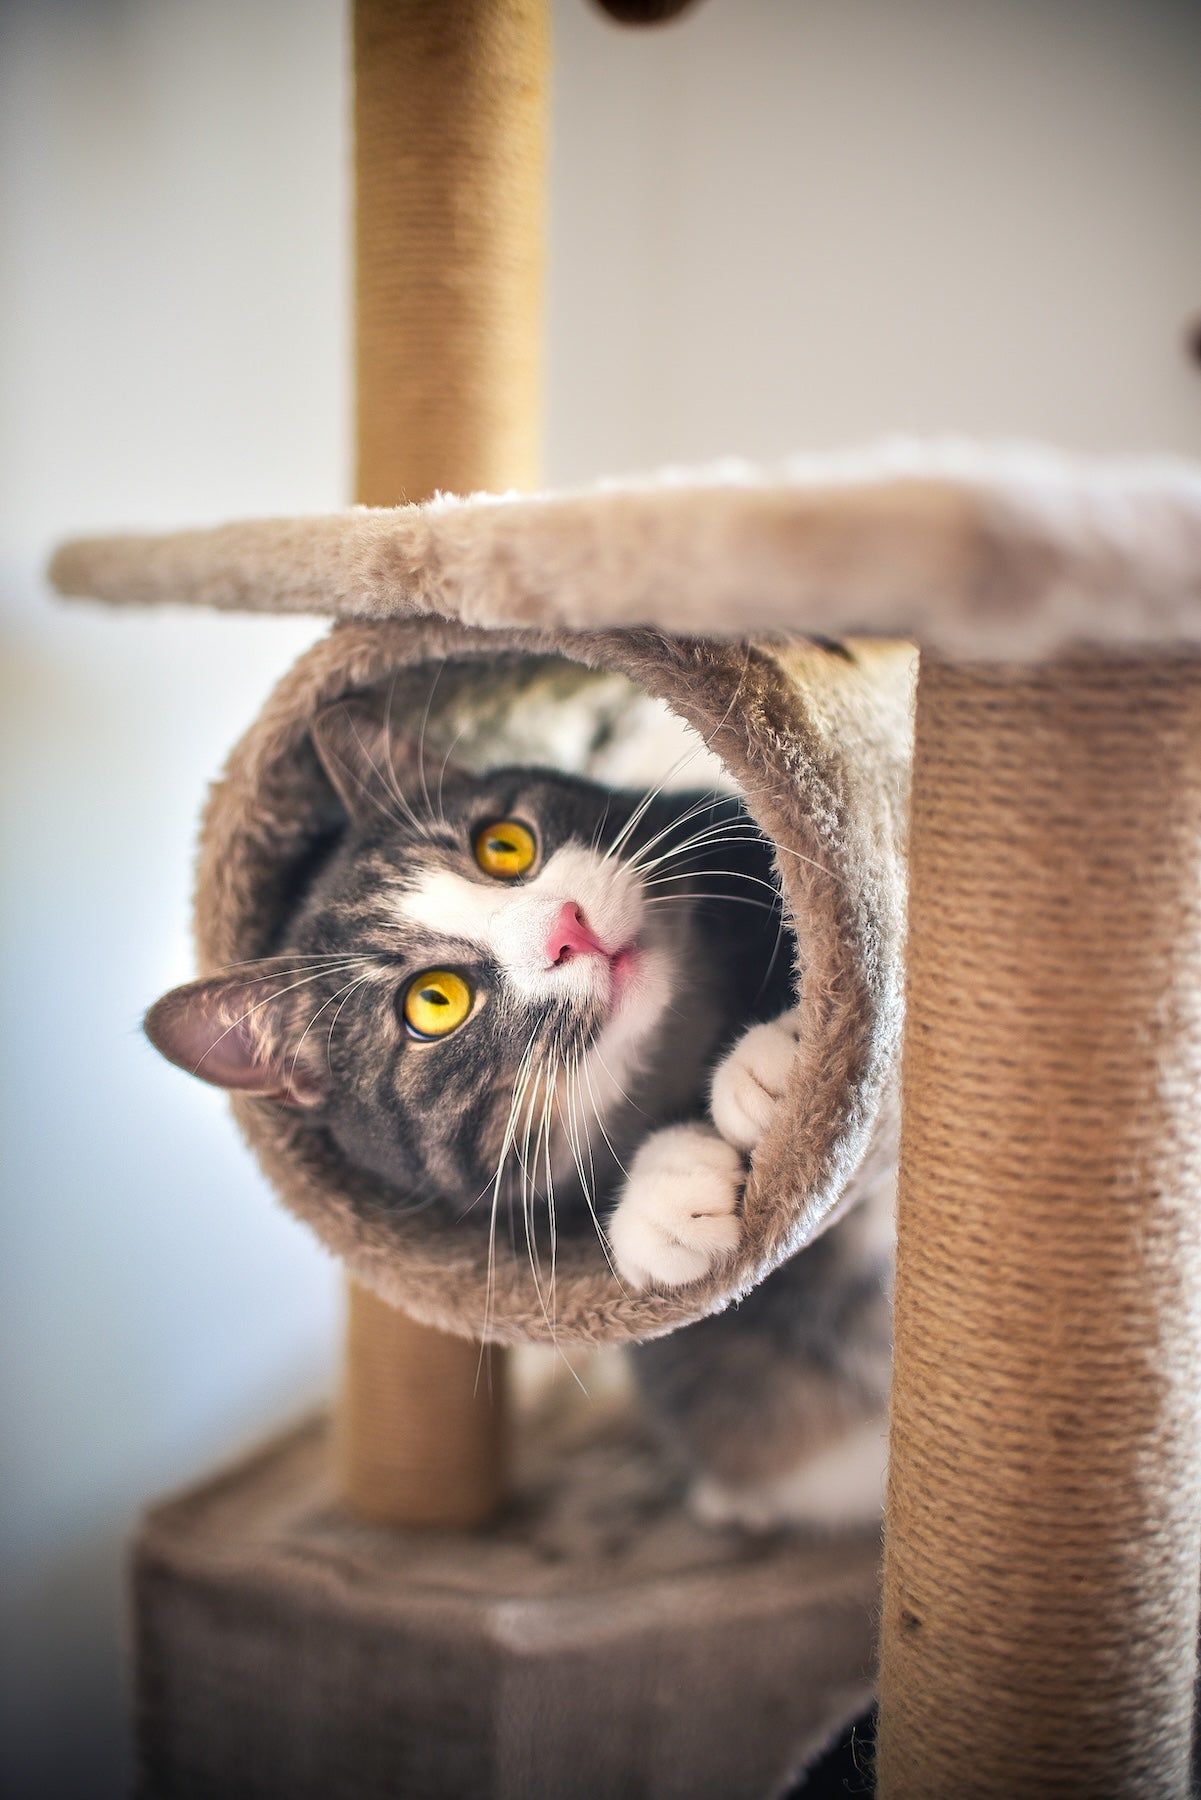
(688, 1474, 785, 1534)
(607, 1124, 744, 1291)
(689, 1417, 889, 1535)
(709, 1008, 802, 1153)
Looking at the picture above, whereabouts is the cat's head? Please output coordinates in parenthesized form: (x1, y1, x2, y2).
(145, 688, 699, 1210)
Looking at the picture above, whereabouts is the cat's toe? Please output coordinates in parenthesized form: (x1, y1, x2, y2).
(607, 1124, 744, 1291)
(688, 1417, 889, 1534)
(688, 1475, 784, 1534)
(709, 1009, 802, 1152)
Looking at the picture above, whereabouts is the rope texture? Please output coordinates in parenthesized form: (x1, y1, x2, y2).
(340, 1285, 508, 1527)
(354, 0, 547, 507)
(343, 0, 547, 1526)
(878, 654, 1201, 1797)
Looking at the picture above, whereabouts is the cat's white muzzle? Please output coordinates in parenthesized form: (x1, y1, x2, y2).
(395, 840, 652, 1015)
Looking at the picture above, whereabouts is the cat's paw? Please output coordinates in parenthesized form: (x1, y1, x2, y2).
(688, 1417, 889, 1535)
(709, 1007, 803, 1153)
(607, 1124, 744, 1291)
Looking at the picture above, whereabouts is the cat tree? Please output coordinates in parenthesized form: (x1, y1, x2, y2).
(51, 3, 1201, 1796)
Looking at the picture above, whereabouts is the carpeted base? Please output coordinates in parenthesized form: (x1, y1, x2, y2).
(133, 1396, 878, 1799)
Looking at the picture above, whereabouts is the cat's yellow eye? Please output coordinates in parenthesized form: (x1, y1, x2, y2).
(474, 818, 536, 879)
(403, 969, 473, 1039)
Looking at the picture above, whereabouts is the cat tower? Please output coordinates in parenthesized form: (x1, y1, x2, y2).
(51, 4, 1201, 1796)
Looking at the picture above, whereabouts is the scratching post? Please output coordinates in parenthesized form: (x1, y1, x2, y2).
(343, 0, 548, 1527)
(353, 0, 546, 506)
(878, 655, 1201, 1797)
(339, 1286, 507, 1528)
(56, 416, 1201, 1788)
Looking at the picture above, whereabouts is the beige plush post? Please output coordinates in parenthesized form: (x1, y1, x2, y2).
(878, 655, 1201, 1797)
(344, 0, 548, 1526)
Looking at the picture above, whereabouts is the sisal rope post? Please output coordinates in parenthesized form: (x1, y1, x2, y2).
(338, 1285, 508, 1527)
(878, 655, 1201, 1797)
(353, 0, 547, 509)
(341, 0, 549, 1527)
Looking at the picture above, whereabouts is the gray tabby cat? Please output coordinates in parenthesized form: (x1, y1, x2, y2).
(146, 685, 891, 1530)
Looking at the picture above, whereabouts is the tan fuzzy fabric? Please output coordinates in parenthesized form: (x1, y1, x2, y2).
(192, 614, 913, 1345)
(50, 443, 1201, 659)
(61, 447, 1201, 1772)
(134, 1409, 880, 1800)
(50, 443, 1201, 1345)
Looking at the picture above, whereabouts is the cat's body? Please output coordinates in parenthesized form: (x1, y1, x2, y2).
(147, 685, 891, 1529)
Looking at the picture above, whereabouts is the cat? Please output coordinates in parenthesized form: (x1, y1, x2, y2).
(145, 682, 891, 1530)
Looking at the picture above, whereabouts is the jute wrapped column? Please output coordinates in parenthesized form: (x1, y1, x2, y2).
(878, 655, 1201, 1797)
(343, 0, 548, 1525)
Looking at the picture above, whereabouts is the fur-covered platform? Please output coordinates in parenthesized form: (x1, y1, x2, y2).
(134, 1378, 878, 1800)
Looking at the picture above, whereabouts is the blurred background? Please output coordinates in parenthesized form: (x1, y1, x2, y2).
(2, 0, 1198, 1792)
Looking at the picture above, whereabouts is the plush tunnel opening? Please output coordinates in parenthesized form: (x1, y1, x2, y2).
(283, 655, 746, 1230)
(197, 617, 912, 1345)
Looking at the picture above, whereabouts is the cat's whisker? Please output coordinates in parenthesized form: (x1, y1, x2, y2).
(622, 799, 783, 889)
(518, 1054, 549, 1294)
(624, 792, 778, 862)
(217, 952, 378, 969)
(601, 749, 719, 863)
(538, 1050, 589, 1392)
(574, 1056, 599, 1206)
(491, 1041, 539, 1193)
(513, 1049, 548, 1213)
(412, 665, 445, 831)
(478, 1040, 540, 1360)
(620, 774, 844, 888)
(622, 791, 760, 873)
(209, 958, 377, 991)
(380, 673, 417, 831)
(588, 1047, 649, 1120)
(562, 1054, 628, 1293)
(768, 839, 847, 881)
(539, 1059, 562, 1344)
(435, 721, 470, 830)
(286, 969, 377, 1089)
(557, 1052, 593, 1216)
(751, 891, 793, 1010)
(191, 963, 383, 1076)
(579, 1051, 632, 1183)
(636, 811, 844, 888)
(569, 1056, 601, 1217)
(603, 767, 707, 864)
(603, 647, 754, 865)
(342, 701, 436, 841)
(478, 1036, 583, 1368)
(589, 801, 613, 858)
(657, 833, 839, 886)
(515, 1046, 574, 1365)
(643, 893, 781, 915)
(630, 820, 769, 874)
(322, 971, 379, 1069)
(641, 867, 787, 899)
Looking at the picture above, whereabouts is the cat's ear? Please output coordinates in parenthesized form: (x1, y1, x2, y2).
(311, 693, 422, 827)
(144, 968, 325, 1108)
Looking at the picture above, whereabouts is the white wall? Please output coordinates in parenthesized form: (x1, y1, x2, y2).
(546, 0, 1201, 475)
(2, 0, 1198, 1792)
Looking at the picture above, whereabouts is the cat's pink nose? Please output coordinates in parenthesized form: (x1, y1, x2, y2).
(546, 902, 607, 967)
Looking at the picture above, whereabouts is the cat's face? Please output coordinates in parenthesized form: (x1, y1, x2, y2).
(145, 690, 703, 1214)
